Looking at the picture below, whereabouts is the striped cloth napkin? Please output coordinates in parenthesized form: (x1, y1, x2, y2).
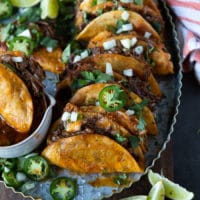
(166, 0, 200, 83)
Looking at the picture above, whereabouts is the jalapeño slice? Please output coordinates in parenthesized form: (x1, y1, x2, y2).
(50, 177, 77, 200)
(99, 85, 126, 112)
(2, 171, 24, 188)
(23, 155, 49, 181)
(7, 36, 35, 56)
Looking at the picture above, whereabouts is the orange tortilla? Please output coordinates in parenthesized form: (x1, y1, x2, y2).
(42, 133, 143, 173)
(0, 63, 33, 133)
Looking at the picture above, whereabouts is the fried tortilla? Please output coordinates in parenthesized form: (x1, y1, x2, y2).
(70, 83, 158, 134)
(0, 63, 33, 133)
(88, 31, 174, 75)
(91, 54, 162, 98)
(76, 10, 160, 41)
(79, 0, 161, 16)
(32, 47, 65, 73)
(42, 133, 143, 173)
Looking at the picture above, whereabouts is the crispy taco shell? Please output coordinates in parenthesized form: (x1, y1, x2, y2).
(42, 133, 143, 173)
(0, 63, 33, 133)
(76, 0, 164, 35)
(91, 54, 162, 97)
(76, 10, 160, 41)
(79, 0, 161, 16)
(88, 31, 174, 75)
(70, 83, 158, 134)
(32, 47, 65, 74)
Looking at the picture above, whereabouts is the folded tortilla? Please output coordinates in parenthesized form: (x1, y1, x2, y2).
(88, 31, 173, 75)
(76, 10, 161, 41)
(42, 133, 143, 173)
(70, 83, 158, 135)
(0, 63, 33, 133)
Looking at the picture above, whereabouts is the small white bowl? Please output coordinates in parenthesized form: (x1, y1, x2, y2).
(0, 93, 56, 158)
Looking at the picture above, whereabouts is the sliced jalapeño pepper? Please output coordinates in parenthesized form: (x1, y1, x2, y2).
(7, 36, 35, 56)
(0, 0, 13, 19)
(99, 85, 127, 112)
(23, 155, 49, 181)
(50, 177, 77, 200)
(2, 171, 23, 188)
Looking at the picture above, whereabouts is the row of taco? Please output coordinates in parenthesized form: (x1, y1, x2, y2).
(42, 0, 174, 173)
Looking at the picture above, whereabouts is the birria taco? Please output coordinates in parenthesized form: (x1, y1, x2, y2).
(0, 54, 47, 146)
(76, 10, 161, 41)
(76, 0, 164, 35)
(88, 31, 174, 75)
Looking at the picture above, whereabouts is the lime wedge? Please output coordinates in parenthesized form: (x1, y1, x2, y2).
(40, 0, 59, 19)
(147, 181, 165, 200)
(148, 170, 194, 200)
(10, 0, 40, 7)
(121, 195, 147, 200)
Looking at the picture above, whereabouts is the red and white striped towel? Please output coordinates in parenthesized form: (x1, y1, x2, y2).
(166, 0, 200, 83)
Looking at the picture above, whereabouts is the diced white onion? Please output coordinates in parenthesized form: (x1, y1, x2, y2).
(120, 38, 131, 49)
(18, 29, 32, 38)
(126, 109, 135, 115)
(73, 55, 81, 63)
(46, 47, 53, 52)
(118, 6, 125, 10)
(22, 182, 36, 191)
(144, 31, 152, 39)
(116, 28, 123, 34)
(106, 62, 113, 76)
(61, 112, 71, 121)
(131, 37, 138, 47)
(70, 111, 78, 122)
(120, 0, 133, 3)
(123, 69, 133, 77)
(95, 101, 100, 106)
(12, 56, 23, 63)
(4, 167, 10, 173)
(16, 172, 27, 182)
(103, 39, 116, 50)
(80, 50, 89, 59)
(122, 23, 133, 32)
(134, 45, 144, 55)
(121, 11, 130, 21)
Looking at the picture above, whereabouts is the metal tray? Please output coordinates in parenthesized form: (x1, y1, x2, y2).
(0, 0, 182, 199)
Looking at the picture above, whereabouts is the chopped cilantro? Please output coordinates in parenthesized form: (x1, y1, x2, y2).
(129, 99, 148, 131)
(106, 25, 117, 33)
(116, 19, 125, 30)
(17, 7, 41, 24)
(91, 0, 97, 6)
(114, 133, 127, 143)
(151, 21, 161, 33)
(129, 135, 140, 148)
(0, 23, 13, 42)
(113, 173, 128, 185)
(40, 36, 58, 49)
(145, 46, 157, 68)
(62, 44, 71, 63)
(83, 11, 88, 23)
(134, 0, 143, 6)
(96, 9, 103, 16)
(72, 70, 114, 90)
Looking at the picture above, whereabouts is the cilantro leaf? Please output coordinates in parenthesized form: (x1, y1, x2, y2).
(134, 0, 143, 6)
(72, 70, 114, 90)
(129, 99, 148, 131)
(129, 135, 140, 148)
(114, 133, 127, 143)
(40, 36, 58, 49)
(113, 173, 128, 185)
